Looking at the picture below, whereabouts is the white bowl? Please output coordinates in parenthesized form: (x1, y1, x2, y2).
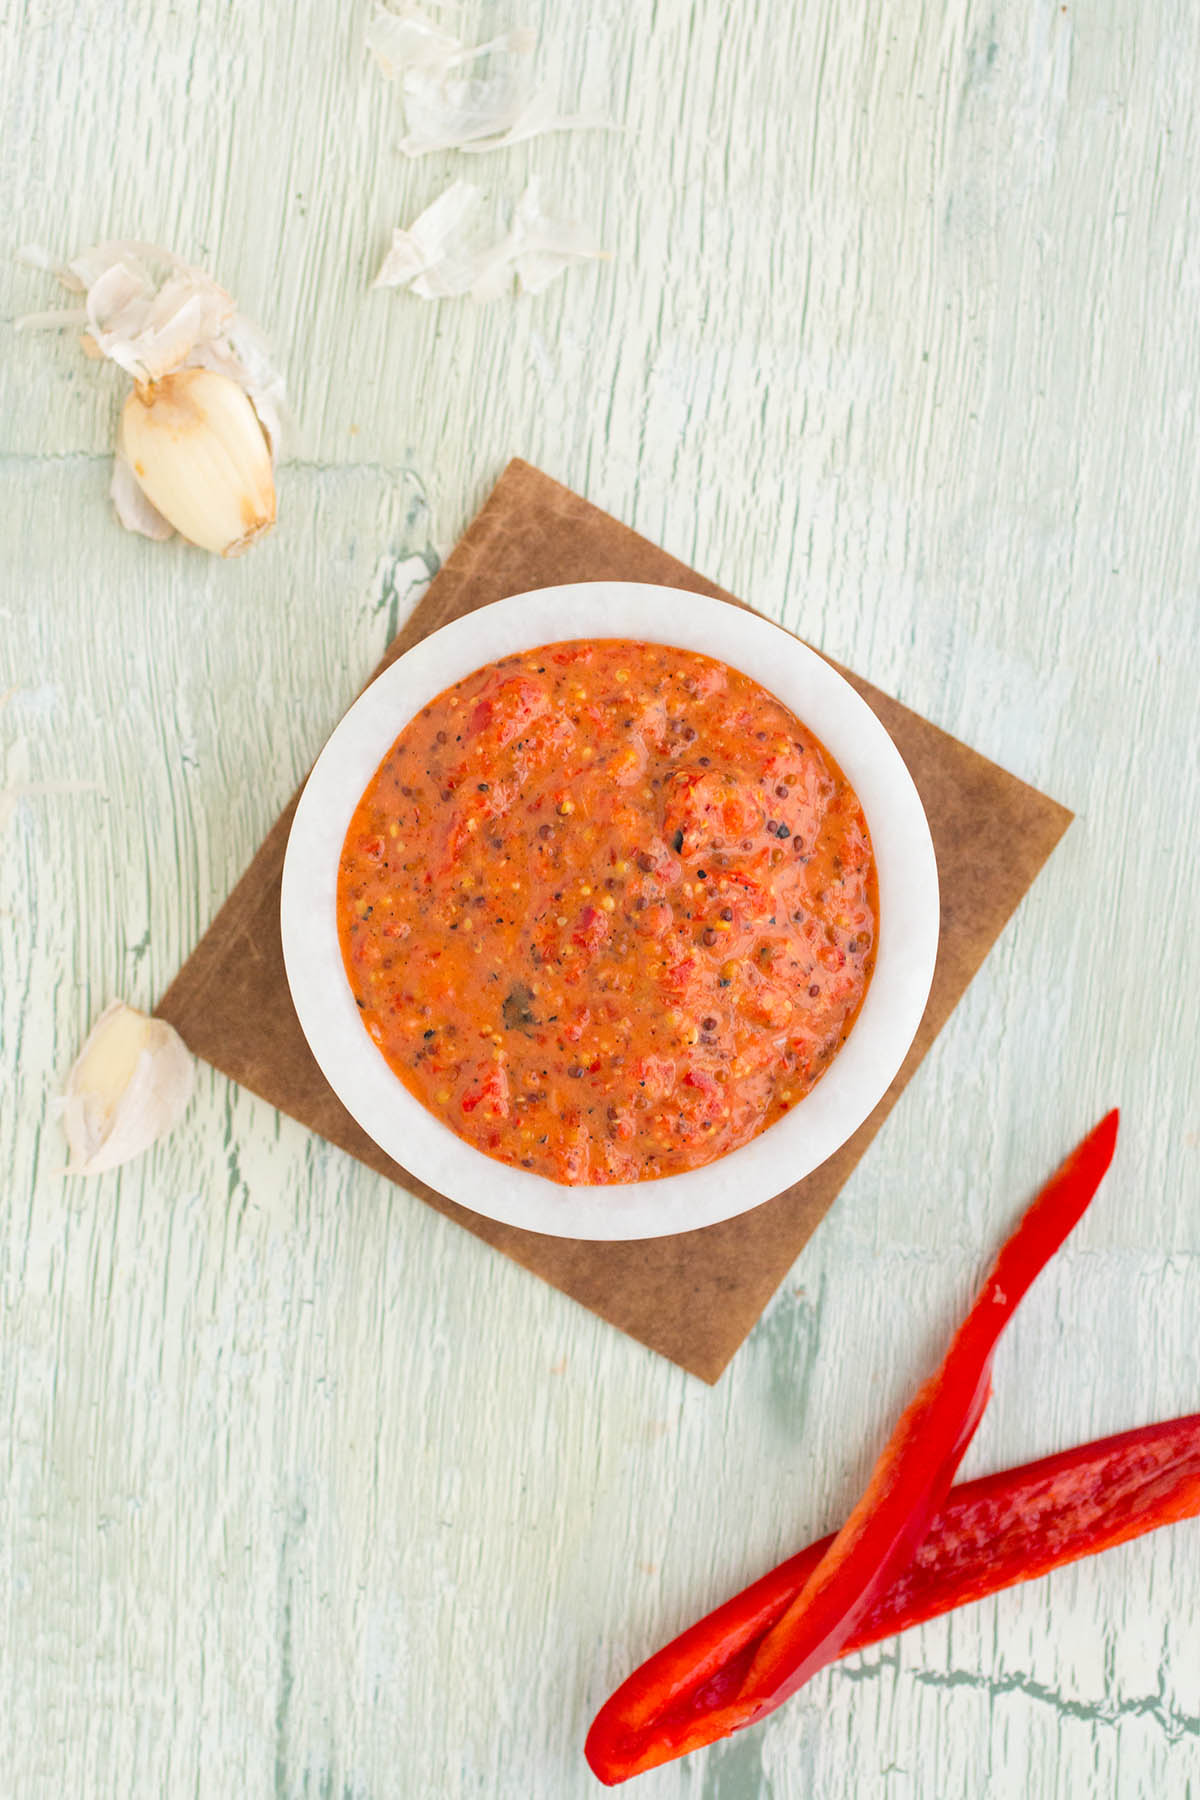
(280, 582, 938, 1240)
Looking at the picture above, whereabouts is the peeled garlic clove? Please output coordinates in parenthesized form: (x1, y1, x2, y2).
(63, 1001, 195, 1175)
(118, 367, 276, 556)
(110, 444, 174, 540)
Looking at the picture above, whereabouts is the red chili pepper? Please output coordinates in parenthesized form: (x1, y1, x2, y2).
(585, 1110, 1120, 1783)
(585, 1410, 1200, 1783)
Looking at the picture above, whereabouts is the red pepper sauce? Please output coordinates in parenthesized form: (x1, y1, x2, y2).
(336, 640, 877, 1186)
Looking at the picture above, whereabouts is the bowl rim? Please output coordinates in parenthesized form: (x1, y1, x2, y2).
(280, 581, 939, 1240)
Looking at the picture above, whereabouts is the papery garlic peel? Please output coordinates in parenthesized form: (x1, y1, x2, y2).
(366, 4, 609, 157)
(63, 1002, 195, 1175)
(373, 178, 605, 302)
(118, 368, 276, 556)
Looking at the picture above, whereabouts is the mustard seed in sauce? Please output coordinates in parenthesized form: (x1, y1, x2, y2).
(337, 639, 877, 1187)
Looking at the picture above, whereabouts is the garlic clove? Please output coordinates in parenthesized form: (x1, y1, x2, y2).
(110, 445, 174, 540)
(63, 1001, 195, 1175)
(118, 367, 276, 556)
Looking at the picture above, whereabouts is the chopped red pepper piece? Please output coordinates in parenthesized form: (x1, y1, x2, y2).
(585, 1110, 1121, 1782)
(586, 1410, 1200, 1783)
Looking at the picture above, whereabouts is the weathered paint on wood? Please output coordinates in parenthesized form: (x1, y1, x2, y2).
(2, 1, 1198, 1795)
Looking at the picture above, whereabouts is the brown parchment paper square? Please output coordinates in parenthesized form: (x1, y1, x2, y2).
(157, 460, 1071, 1382)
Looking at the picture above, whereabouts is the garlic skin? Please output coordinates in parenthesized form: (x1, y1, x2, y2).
(118, 368, 276, 557)
(63, 1002, 195, 1176)
(373, 178, 605, 302)
(17, 240, 287, 553)
(366, 3, 611, 157)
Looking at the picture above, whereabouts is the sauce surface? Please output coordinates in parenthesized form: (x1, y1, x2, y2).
(337, 639, 877, 1186)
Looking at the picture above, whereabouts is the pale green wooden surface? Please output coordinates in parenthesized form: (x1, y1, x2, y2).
(2, 2, 1199, 1796)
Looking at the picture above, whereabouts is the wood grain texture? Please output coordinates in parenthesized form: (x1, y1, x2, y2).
(2, 0, 1199, 1795)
